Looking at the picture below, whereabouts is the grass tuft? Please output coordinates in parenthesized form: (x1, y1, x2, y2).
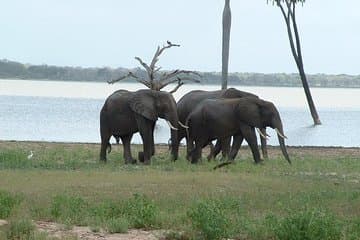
(267, 208, 342, 240)
(123, 193, 159, 229)
(0, 191, 23, 219)
(187, 199, 229, 240)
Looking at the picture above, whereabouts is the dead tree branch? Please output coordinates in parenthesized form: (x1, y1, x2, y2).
(108, 41, 201, 93)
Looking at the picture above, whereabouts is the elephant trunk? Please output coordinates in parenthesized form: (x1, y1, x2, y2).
(274, 121, 291, 164)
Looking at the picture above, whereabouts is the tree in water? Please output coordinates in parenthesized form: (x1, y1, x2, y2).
(109, 41, 201, 93)
(222, 0, 232, 90)
(268, 0, 321, 125)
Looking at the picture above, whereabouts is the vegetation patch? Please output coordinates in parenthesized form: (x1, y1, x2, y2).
(0, 191, 22, 219)
(187, 199, 230, 240)
(123, 193, 160, 229)
(50, 194, 89, 226)
(267, 208, 342, 240)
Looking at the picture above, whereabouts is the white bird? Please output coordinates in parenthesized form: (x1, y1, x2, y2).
(27, 151, 33, 160)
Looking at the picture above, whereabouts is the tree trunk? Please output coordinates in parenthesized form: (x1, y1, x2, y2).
(222, 0, 231, 90)
(298, 67, 321, 125)
(279, 3, 321, 125)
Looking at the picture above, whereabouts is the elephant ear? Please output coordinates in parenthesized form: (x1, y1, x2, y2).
(129, 91, 158, 121)
(257, 100, 274, 126)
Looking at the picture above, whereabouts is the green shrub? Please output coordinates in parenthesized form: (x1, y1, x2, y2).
(123, 193, 159, 229)
(187, 199, 229, 240)
(6, 219, 35, 240)
(50, 194, 88, 225)
(104, 217, 129, 234)
(89, 199, 123, 221)
(271, 208, 341, 240)
(0, 191, 22, 218)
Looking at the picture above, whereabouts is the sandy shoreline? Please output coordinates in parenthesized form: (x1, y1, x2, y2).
(1, 140, 359, 159)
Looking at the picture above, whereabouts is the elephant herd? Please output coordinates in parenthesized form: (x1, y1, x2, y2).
(99, 88, 291, 165)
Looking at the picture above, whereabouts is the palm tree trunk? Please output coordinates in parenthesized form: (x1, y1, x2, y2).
(222, 0, 231, 90)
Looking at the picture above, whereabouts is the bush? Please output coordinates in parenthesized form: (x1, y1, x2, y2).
(104, 217, 129, 234)
(0, 191, 22, 218)
(6, 219, 35, 240)
(123, 193, 159, 229)
(271, 208, 341, 240)
(345, 218, 360, 240)
(187, 199, 229, 240)
(50, 194, 88, 225)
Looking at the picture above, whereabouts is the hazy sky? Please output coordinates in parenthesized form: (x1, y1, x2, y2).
(1, 0, 359, 74)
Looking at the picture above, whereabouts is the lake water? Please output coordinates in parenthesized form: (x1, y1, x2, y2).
(1, 79, 360, 147)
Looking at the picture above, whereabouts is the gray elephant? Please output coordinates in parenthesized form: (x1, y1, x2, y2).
(176, 88, 268, 160)
(100, 89, 179, 164)
(186, 97, 290, 164)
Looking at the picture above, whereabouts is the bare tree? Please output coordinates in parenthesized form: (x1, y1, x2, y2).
(222, 0, 232, 90)
(109, 41, 201, 93)
(268, 0, 321, 125)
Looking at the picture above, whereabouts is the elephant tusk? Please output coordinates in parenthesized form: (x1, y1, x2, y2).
(178, 121, 189, 129)
(275, 128, 287, 139)
(256, 128, 269, 140)
(166, 120, 178, 131)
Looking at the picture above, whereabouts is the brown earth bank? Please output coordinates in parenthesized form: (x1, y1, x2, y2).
(0, 141, 360, 162)
(1, 140, 359, 159)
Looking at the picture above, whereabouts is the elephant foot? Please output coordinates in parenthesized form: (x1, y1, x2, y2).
(254, 159, 264, 165)
(138, 152, 145, 163)
(206, 153, 214, 161)
(138, 152, 151, 165)
(125, 158, 137, 164)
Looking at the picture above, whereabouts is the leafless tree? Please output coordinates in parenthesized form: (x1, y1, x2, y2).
(108, 41, 201, 93)
(268, 0, 321, 125)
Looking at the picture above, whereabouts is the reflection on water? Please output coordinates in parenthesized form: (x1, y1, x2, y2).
(1, 80, 360, 146)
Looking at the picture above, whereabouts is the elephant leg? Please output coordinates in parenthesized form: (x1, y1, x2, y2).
(207, 141, 221, 161)
(220, 137, 231, 160)
(190, 138, 207, 164)
(186, 137, 194, 161)
(260, 128, 268, 159)
(100, 131, 111, 162)
(229, 134, 244, 160)
(137, 118, 154, 165)
(241, 126, 262, 164)
(151, 122, 156, 156)
(121, 135, 136, 164)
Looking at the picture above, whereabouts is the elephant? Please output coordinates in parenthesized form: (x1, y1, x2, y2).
(186, 97, 290, 164)
(100, 89, 179, 164)
(176, 88, 268, 160)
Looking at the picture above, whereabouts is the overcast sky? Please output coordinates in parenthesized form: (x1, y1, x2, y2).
(1, 0, 359, 74)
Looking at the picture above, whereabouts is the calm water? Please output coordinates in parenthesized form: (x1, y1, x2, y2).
(1, 79, 360, 147)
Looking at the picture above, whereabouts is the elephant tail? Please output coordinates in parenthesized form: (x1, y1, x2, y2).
(100, 104, 112, 154)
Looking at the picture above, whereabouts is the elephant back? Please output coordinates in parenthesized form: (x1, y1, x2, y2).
(222, 88, 258, 99)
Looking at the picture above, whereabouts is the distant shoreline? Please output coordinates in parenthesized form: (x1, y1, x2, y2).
(2, 77, 360, 89)
(1, 59, 360, 88)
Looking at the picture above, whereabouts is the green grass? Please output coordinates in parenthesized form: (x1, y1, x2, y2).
(0, 141, 359, 239)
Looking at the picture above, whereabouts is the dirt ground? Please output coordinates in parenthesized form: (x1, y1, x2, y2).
(1, 219, 165, 240)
